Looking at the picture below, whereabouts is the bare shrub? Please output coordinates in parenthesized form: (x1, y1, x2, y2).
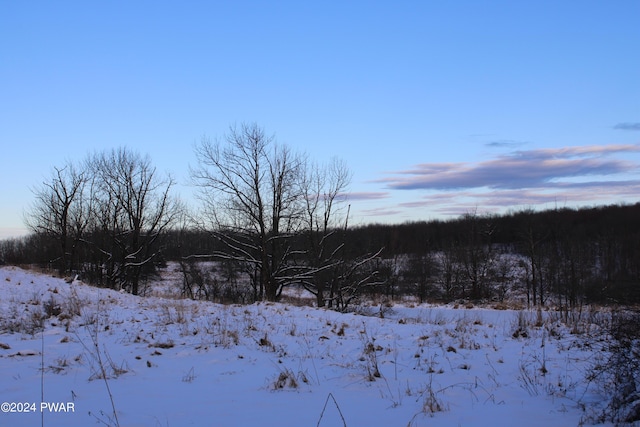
(408, 375, 448, 425)
(518, 361, 540, 396)
(422, 386, 446, 414)
(43, 295, 62, 317)
(273, 368, 299, 389)
(512, 310, 531, 338)
(63, 284, 85, 318)
(587, 310, 640, 424)
(158, 300, 190, 325)
(258, 333, 276, 352)
(270, 365, 310, 390)
(359, 326, 381, 381)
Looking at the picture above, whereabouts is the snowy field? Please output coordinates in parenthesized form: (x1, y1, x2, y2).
(0, 266, 614, 426)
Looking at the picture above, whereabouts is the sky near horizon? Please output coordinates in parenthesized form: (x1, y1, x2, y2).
(1, 1, 639, 239)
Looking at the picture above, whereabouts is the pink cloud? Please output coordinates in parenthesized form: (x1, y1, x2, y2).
(380, 144, 640, 191)
(343, 191, 390, 201)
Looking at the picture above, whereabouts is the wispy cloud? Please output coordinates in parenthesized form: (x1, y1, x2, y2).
(613, 122, 640, 131)
(379, 144, 640, 191)
(344, 191, 390, 201)
(485, 139, 528, 148)
(364, 144, 640, 219)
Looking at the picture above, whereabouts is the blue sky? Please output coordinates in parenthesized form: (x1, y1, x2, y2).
(1, 1, 639, 238)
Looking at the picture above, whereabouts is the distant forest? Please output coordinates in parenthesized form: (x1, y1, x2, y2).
(3, 202, 639, 308)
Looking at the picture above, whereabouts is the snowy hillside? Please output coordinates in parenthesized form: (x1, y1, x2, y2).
(0, 266, 614, 426)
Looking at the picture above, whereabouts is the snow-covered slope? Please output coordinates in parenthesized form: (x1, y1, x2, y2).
(0, 266, 610, 426)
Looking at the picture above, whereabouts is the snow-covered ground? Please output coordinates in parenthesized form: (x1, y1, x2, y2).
(0, 266, 612, 426)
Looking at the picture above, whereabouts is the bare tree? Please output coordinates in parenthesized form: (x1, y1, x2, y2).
(191, 123, 305, 301)
(456, 211, 496, 300)
(517, 209, 548, 307)
(191, 123, 384, 305)
(89, 148, 179, 295)
(328, 247, 385, 311)
(25, 161, 90, 275)
(436, 243, 462, 302)
(299, 159, 383, 310)
(299, 157, 352, 307)
(404, 251, 437, 303)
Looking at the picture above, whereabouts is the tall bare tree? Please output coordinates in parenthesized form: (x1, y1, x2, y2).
(517, 209, 548, 307)
(191, 123, 305, 301)
(299, 157, 352, 307)
(25, 161, 90, 275)
(90, 147, 179, 295)
(456, 211, 496, 300)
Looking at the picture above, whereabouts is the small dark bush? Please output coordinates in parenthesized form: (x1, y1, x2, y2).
(589, 310, 640, 423)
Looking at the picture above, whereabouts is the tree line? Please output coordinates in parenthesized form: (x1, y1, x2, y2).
(1, 123, 639, 309)
(346, 204, 640, 307)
